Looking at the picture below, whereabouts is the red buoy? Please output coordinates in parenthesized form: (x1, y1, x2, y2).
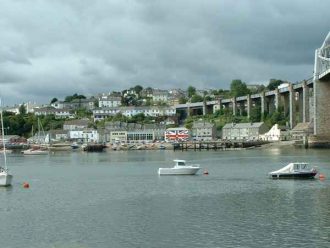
(23, 182, 30, 188)
(319, 174, 325, 180)
(203, 170, 209, 175)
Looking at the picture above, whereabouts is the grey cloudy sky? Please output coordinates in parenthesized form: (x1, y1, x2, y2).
(1, 0, 329, 105)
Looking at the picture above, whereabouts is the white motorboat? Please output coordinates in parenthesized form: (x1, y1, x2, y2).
(0, 167, 13, 186)
(0, 100, 13, 186)
(158, 159, 200, 175)
(269, 162, 318, 179)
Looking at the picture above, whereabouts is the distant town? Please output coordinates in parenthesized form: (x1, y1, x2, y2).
(1, 79, 311, 146)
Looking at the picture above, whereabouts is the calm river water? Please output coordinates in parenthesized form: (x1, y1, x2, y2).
(1, 147, 330, 248)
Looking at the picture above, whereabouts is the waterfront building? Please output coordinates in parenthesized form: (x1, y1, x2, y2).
(69, 129, 99, 143)
(165, 127, 190, 142)
(191, 120, 216, 141)
(260, 124, 290, 141)
(127, 131, 154, 143)
(290, 122, 313, 141)
(49, 130, 69, 141)
(222, 122, 269, 140)
(103, 122, 165, 143)
(110, 131, 127, 143)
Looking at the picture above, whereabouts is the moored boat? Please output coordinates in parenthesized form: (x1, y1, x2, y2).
(0, 101, 13, 186)
(22, 145, 49, 155)
(83, 144, 106, 152)
(0, 167, 13, 186)
(158, 159, 200, 175)
(269, 162, 318, 179)
(48, 142, 72, 151)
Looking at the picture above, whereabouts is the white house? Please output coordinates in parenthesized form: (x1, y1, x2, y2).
(152, 89, 169, 102)
(92, 106, 176, 122)
(192, 120, 216, 141)
(34, 107, 74, 119)
(222, 122, 269, 140)
(99, 96, 121, 108)
(69, 129, 99, 143)
(260, 124, 290, 141)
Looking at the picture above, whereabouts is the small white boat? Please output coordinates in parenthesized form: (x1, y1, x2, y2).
(269, 162, 318, 179)
(158, 159, 200, 175)
(0, 167, 13, 186)
(0, 100, 13, 186)
(70, 142, 80, 150)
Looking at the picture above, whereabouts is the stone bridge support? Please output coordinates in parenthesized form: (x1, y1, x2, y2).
(289, 85, 296, 129)
(309, 32, 330, 147)
(247, 95, 251, 119)
(232, 98, 237, 116)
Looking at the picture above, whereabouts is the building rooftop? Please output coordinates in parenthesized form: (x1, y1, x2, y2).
(223, 122, 265, 129)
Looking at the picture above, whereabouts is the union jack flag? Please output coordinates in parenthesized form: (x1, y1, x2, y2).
(165, 129, 189, 142)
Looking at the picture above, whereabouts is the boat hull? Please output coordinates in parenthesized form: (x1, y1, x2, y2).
(48, 146, 72, 151)
(158, 167, 200, 175)
(22, 149, 49, 155)
(270, 172, 317, 179)
(0, 174, 13, 186)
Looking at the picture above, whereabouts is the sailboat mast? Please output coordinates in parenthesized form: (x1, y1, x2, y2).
(0, 99, 7, 170)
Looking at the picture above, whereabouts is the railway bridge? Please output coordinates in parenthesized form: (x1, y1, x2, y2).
(175, 32, 330, 147)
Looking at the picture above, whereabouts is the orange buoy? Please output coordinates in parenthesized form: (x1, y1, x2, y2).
(23, 182, 30, 188)
(319, 174, 325, 180)
(203, 170, 209, 175)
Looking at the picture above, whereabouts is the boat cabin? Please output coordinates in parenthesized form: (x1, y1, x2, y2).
(174, 160, 186, 166)
(292, 163, 311, 171)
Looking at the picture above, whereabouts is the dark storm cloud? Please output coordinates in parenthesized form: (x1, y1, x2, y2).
(0, 0, 329, 105)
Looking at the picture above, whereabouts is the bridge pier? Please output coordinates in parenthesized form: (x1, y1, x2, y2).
(232, 97, 237, 116)
(289, 85, 296, 129)
(309, 32, 330, 147)
(247, 95, 251, 119)
(260, 93, 266, 120)
(302, 82, 310, 123)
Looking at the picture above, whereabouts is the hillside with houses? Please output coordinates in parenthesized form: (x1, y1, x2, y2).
(1, 80, 310, 147)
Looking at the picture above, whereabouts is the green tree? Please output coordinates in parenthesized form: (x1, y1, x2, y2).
(76, 108, 92, 118)
(230, 79, 250, 97)
(133, 85, 143, 96)
(190, 94, 204, 103)
(187, 86, 196, 98)
(130, 113, 145, 123)
(267, 79, 283, 90)
(50, 98, 58, 104)
(19, 104, 27, 115)
(64, 93, 86, 102)
(179, 97, 188, 104)
(249, 106, 261, 122)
